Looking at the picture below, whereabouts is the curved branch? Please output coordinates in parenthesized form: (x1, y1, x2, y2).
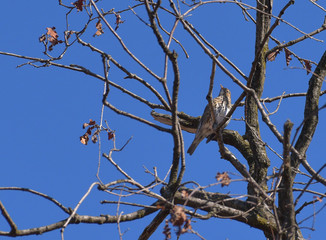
(292, 50, 326, 179)
(102, 98, 172, 133)
(0, 207, 159, 237)
(0, 187, 70, 214)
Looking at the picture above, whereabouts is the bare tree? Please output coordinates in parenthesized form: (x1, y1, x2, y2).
(1, 0, 326, 239)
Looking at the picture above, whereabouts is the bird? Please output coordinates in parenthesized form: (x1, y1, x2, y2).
(187, 85, 232, 155)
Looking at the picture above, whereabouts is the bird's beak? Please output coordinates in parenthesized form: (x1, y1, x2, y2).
(220, 84, 224, 89)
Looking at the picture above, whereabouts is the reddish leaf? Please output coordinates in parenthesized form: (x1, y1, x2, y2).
(285, 48, 292, 66)
(47, 27, 58, 39)
(163, 220, 171, 240)
(304, 59, 312, 75)
(216, 172, 231, 187)
(267, 49, 280, 61)
(80, 133, 89, 145)
(93, 20, 104, 37)
(108, 131, 114, 140)
(46, 27, 63, 51)
(72, 0, 85, 11)
(88, 119, 96, 125)
(114, 13, 125, 31)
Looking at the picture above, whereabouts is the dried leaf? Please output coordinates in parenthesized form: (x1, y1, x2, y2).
(93, 20, 104, 37)
(80, 133, 89, 145)
(83, 123, 89, 129)
(267, 49, 280, 61)
(304, 59, 312, 75)
(72, 0, 85, 11)
(313, 196, 323, 202)
(285, 48, 292, 66)
(39, 34, 46, 42)
(88, 119, 96, 125)
(46, 27, 63, 51)
(108, 131, 114, 140)
(86, 128, 92, 135)
(163, 220, 171, 240)
(216, 172, 231, 187)
(114, 13, 125, 31)
(181, 219, 192, 233)
(170, 206, 186, 227)
(47, 27, 58, 39)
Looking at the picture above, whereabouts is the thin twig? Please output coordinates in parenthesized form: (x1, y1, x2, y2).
(61, 182, 99, 240)
(0, 201, 18, 233)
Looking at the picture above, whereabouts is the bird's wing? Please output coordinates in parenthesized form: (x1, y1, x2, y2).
(196, 104, 211, 133)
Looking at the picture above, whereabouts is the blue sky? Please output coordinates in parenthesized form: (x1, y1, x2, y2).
(1, 1, 326, 239)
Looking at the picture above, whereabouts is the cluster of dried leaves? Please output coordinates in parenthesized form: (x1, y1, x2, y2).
(267, 48, 312, 74)
(80, 119, 114, 145)
(72, 0, 85, 11)
(39, 2, 125, 49)
(93, 20, 104, 37)
(93, 13, 125, 37)
(216, 172, 231, 187)
(163, 220, 171, 240)
(39, 27, 63, 51)
(163, 206, 192, 239)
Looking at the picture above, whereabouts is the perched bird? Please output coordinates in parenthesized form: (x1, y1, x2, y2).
(187, 85, 232, 155)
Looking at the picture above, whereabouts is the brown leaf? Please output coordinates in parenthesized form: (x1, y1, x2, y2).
(80, 133, 89, 145)
(93, 20, 104, 37)
(304, 59, 312, 75)
(285, 48, 292, 66)
(313, 196, 323, 202)
(46, 27, 63, 51)
(82, 123, 89, 129)
(216, 172, 231, 187)
(181, 219, 192, 234)
(88, 119, 96, 125)
(86, 128, 92, 135)
(47, 27, 58, 39)
(114, 13, 125, 31)
(170, 206, 187, 227)
(267, 49, 280, 61)
(72, 0, 85, 11)
(39, 34, 46, 42)
(108, 131, 114, 140)
(163, 220, 171, 240)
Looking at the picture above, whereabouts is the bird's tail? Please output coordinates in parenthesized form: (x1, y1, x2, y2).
(187, 137, 201, 155)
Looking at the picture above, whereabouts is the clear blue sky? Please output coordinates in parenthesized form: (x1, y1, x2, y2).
(1, 1, 326, 239)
